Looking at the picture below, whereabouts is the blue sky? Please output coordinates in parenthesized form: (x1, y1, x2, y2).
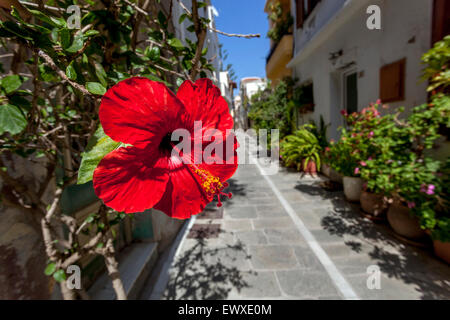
(213, 0, 269, 94)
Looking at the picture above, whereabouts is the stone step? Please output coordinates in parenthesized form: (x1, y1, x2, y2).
(88, 242, 158, 300)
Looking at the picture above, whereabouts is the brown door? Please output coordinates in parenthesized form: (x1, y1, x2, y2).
(432, 0, 450, 44)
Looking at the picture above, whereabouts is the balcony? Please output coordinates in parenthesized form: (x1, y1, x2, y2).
(266, 34, 293, 85)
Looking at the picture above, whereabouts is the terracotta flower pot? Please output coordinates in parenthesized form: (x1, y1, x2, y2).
(360, 191, 387, 218)
(329, 167, 343, 184)
(321, 163, 331, 177)
(433, 240, 450, 265)
(343, 176, 363, 202)
(301, 159, 317, 174)
(387, 202, 427, 240)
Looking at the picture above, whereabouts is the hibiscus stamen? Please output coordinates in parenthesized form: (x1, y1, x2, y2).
(170, 141, 232, 207)
(188, 165, 232, 207)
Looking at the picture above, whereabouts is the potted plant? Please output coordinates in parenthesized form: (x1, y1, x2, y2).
(423, 158, 450, 264)
(308, 116, 330, 176)
(321, 160, 332, 177)
(327, 138, 362, 200)
(323, 140, 343, 183)
(357, 104, 407, 219)
(280, 124, 322, 174)
(385, 157, 442, 242)
(381, 95, 449, 242)
(329, 105, 386, 202)
(359, 120, 422, 235)
(420, 36, 450, 262)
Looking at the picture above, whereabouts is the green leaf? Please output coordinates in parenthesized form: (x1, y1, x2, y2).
(85, 215, 95, 223)
(60, 28, 71, 49)
(53, 269, 66, 283)
(186, 24, 195, 33)
(147, 46, 160, 61)
(77, 125, 126, 184)
(66, 62, 77, 80)
(168, 38, 184, 49)
(9, 94, 31, 111)
(50, 17, 66, 28)
(1, 75, 22, 94)
(28, 9, 62, 27)
(86, 82, 106, 95)
(0, 104, 27, 135)
(176, 77, 184, 87)
(84, 30, 99, 37)
(82, 53, 89, 64)
(179, 13, 188, 24)
(157, 11, 167, 25)
(0, 21, 33, 40)
(65, 34, 84, 53)
(44, 263, 56, 276)
(94, 62, 107, 87)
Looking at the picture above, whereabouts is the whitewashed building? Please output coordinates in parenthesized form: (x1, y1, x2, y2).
(172, 0, 222, 85)
(234, 95, 242, 127)
(238, 77, 268, 129)
(287, 0, 449, 140)
(219, 71, 235, 109)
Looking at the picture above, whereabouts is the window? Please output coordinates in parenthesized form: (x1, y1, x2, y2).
(380, 58, 405, 103)
(344, 71, 358, 114)
(296, 0, 320, 28)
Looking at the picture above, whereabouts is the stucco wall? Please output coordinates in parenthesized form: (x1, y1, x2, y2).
(0, 154, 54, 299)
(290, 0, 432, 140)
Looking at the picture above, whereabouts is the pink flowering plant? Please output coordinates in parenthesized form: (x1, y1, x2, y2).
(326, 102, 386, 178)
(432, 159, 450, 242)
(360, 95, 450, 240)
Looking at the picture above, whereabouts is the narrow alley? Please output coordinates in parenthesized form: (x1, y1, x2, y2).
(142, 137, 450, 300)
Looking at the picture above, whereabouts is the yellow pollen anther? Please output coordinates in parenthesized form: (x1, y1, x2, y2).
(188, 164, 232, 207)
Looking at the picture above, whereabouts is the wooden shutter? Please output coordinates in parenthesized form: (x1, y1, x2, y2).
(296, 0, 304, 28)
(380, 58, 406, 103)
(432, 0, 450, 44)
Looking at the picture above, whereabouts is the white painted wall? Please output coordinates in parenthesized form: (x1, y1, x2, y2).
(172, 0, 221, 84)
(220, 71, 233, 107)
(289, 0, 433, 140)
(241, 79, 267, 99)
(238, 78, 267, 129)
(291, 0, 347, 56)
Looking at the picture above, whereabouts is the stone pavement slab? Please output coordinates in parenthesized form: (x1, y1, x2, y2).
(143, 141, 450, 300)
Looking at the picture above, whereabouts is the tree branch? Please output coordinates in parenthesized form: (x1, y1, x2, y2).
(177, 0, 260, 39)
(37, 50, 94, 98)
(189, 0, 206, 80)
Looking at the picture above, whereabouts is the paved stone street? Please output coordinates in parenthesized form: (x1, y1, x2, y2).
(143, 137, 450, 300)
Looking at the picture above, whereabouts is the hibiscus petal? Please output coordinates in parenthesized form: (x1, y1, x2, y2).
(176, 78, 234, 132)
(93, 147, 169, 213)
(100, 77, 186, 147)
(200, 129, 239, 181)
(154, 155, 211, 219)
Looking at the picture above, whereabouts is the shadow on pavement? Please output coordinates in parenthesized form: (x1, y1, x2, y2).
(295, 178, 450, 300)
(163, 232, 254, 300)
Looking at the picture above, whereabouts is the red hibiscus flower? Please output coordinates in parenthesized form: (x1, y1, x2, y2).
(93, 77, 238, 219)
